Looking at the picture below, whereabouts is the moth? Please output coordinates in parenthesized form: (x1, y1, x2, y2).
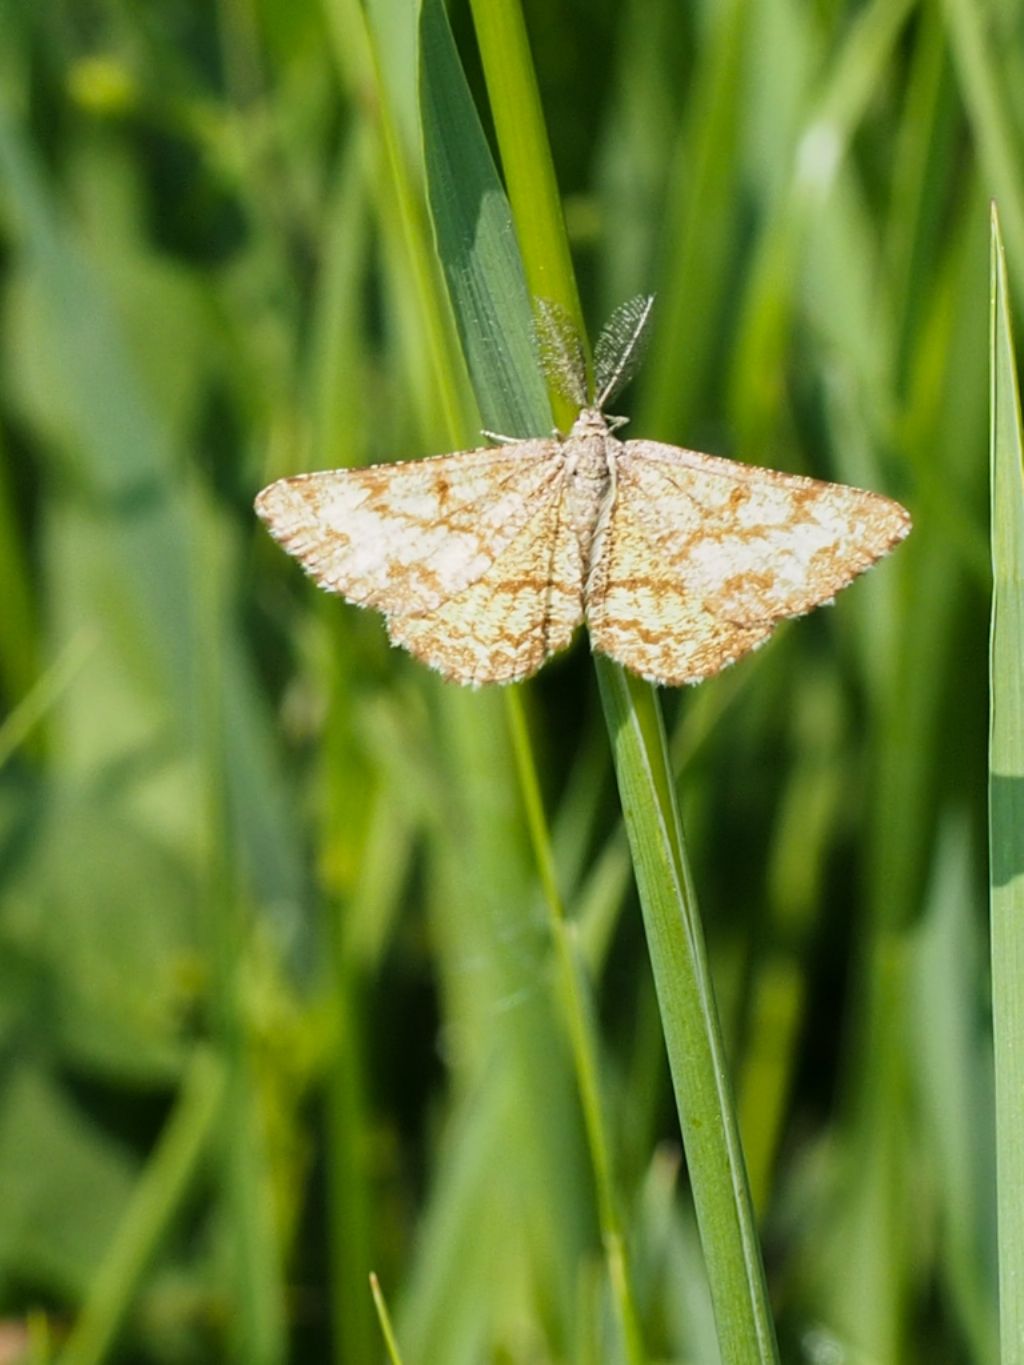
(255, 297, 910, 686)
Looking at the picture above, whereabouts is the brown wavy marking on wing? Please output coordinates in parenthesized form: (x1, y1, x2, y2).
(388, 477, 587, 684)
(585, 439, 911, 686)
(254, 440, 565, 616)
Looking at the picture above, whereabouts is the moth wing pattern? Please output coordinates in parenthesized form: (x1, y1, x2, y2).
(255, 440, 565, 617)
(585, 439, 911, 685)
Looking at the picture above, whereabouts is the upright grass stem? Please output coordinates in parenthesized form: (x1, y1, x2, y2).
(327, 10, 479, 1356)
(468, 3, 779, 1358)
(596, 665, 778, 1362)
(944, 0, 1024, 293)
(370, 1273, 405, 1365)
(466, 0, 583, 434)
(56, 1051, 225, 1365)
(989, 204, 1024, 1364)
(506, 690, 646, 1364)
(419, 4, 641, 1349)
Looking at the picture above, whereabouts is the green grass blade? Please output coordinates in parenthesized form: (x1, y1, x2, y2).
(370, 1273, 405, 1365)
(335, 0, 475, 449)
(595, 663, 777, 1364)
(0, 629, 95, 771)
(728, 0, 916, 446)
(944, 0, 1024, 290)
(418, 0, 550, 437)
(911, 815, 997, 1363)
(989, 200, 1024, 1364)
(395, 1071, 516, 1362)
(420, 4, 645, 1355)
(637, 0, 750, 436)
(56, 1049, 225, 1365)
(0, 426, 39, 709)
(505, 691, 646, 1364)
(465, 0, 584, 427)
(384, 10, 599, 1356)
(465, 3, 778, 1357)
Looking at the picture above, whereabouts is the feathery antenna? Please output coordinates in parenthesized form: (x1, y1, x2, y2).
(533, 298, 588, 409)
(594, 294, 656, 409)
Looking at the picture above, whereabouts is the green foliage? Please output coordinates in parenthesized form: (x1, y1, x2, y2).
(0, 0, 1018, 1361)
(990, 204, 1024, 1364)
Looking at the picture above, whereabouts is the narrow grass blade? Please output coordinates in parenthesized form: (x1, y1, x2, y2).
(637, 0, 750, 436)
(596, 663, 777, 1364)
(0, 629, 95, 771)
(395, 1074, 511, 1361)
(0, 427, 39, 708)
(505, 691, 646, 1364)
(989, 201, 1024, 1364)
(464, 0, 584, 433)
(335, 0, 475, 448)
(418, 0, 550, 436)
(420, 3, 644, 1355)
(465, 2, 779, 1356)
(729, 0, 916, 446)
(370, 1273, 405, 1365)
(944, 0, 1024, 292)
(911, 815, 997, 1363)
(56, 1049, 225, 1365)
(463, 2, 583, 325)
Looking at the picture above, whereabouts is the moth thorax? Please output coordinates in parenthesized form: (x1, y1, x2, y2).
(564, 429, 611, 478)
(562, 434, 612, 549)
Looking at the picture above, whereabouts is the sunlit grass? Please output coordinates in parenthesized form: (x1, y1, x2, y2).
(0, 0, 1018, 1362)
(990, 202, 1024, 1365)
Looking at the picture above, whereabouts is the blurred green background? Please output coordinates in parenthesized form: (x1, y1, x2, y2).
(0, 0, 1014, 1361)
